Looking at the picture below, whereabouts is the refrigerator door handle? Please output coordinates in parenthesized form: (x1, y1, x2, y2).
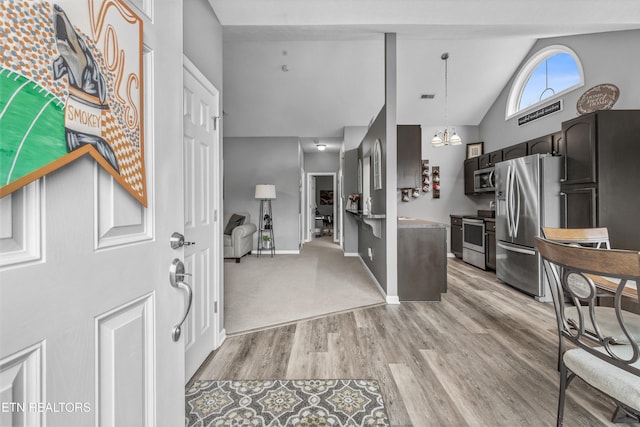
(513, 170, 521, 238)
(560, 192, 567, 227)
(498, 242, 536, 256)
(505, 165, 512, 237)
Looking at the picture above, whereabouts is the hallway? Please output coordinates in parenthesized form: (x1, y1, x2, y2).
(223, 236, 385, 334)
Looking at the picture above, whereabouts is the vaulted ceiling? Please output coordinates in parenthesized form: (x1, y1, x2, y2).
(209, 0, 640, 150)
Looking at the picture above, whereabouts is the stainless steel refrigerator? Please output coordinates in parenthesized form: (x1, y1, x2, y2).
(495, 154, 561, 300)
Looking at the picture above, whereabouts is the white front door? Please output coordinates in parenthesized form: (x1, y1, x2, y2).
(182, 57, 223, 382)
(0, 2, 185, 426)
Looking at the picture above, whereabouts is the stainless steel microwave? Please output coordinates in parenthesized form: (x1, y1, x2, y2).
(474, 167, 495, 193)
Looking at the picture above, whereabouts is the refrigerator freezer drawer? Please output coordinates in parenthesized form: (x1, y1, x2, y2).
(496, 241, 541, 297)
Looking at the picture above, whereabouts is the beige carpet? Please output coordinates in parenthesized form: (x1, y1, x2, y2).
(224, 236, 385, 334)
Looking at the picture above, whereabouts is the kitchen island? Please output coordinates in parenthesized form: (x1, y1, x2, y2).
(398, 218, 447, 301)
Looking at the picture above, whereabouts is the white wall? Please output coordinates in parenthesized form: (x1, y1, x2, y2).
(480, 29, 640, 151)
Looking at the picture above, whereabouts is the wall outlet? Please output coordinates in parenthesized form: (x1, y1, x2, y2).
(368, 247, 373, 260)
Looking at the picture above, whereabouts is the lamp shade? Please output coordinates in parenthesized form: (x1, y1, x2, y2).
(255, 184, 276, 200)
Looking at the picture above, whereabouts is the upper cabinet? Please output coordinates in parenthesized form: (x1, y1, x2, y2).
(502, 142, 528, 160)
(479, 150, 503, 169)
(559, 113, 597, 185)
(526, 134, 554, 156)
(397, 125, 422, 189)
(464, 157, 479, 195)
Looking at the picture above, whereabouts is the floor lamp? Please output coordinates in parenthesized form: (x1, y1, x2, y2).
(255, 184, 276, 257)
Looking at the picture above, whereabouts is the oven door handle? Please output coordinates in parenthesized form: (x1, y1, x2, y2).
(463, 218, 484, 224)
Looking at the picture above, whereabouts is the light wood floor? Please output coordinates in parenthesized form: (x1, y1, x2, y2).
(196, 258, 636, 427)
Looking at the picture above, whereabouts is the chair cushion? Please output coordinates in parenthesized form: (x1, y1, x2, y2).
(564, 345, 640, 412)
(566, 305, 640, 344)
(224, 214, 245, 235)
(223, 235, 232, 247)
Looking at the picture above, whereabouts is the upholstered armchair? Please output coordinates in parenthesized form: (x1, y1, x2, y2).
(223, 212, 257, 263)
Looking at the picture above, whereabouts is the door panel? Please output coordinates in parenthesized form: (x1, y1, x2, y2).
(560, 114, 597, 185)
(0, 182, 41, 267)
(183, 58, 221, 382)
(511, 156, 539, 248)
(0, 1, 185, 425)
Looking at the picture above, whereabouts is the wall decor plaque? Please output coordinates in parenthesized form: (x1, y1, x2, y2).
(0, 0, 146, 206)
(576, 84, 620, 115)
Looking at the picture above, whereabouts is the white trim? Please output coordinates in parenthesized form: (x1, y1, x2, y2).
(273, 250, 301, 255)
(447, 252, 456, 258)
(505, 45, 584, 120)
(343, 252, 359, 257)
(356, 254, 396, 303)
(306, 172, 337, 242)
(216, 329, 226, 348)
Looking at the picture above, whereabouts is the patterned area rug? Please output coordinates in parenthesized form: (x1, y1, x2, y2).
(185, 379, 390, 426)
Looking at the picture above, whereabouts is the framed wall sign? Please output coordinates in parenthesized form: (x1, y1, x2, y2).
(0, 0, 147, 206)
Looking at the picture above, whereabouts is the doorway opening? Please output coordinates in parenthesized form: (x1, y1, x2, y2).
(306, 172, 337, 243)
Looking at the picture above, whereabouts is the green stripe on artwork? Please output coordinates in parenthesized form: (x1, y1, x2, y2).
(0, 69, 66, 186)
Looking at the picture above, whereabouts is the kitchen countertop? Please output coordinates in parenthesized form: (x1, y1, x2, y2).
(398, 217, 447, 228)
(345, 209, 386, 219)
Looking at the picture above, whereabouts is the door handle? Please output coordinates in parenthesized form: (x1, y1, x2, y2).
(169, 258, 193, 341)
(170, 232, 196, 249)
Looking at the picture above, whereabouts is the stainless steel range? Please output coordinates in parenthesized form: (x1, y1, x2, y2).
(462, 217, 486, 270)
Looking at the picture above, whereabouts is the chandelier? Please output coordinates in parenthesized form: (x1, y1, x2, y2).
(431, 52, 462, 147)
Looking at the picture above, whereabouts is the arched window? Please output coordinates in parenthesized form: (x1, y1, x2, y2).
(506, 45, 584, 119)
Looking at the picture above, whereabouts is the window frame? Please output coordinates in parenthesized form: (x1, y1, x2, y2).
(505, 45, 584, 120)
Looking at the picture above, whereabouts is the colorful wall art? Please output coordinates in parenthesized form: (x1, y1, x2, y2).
(0, 0, 146, 205)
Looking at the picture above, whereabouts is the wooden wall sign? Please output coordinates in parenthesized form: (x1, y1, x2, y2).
(0, 0, 146, 206)
(576, 83, 619, 115)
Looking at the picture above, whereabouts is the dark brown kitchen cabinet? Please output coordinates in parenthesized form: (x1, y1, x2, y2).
(552, 131, 562, 156)
(559, 110, 640, 250)
(479, 150, 503, 169)
(559, 113, 597, 185)
(463, 157, 479, 195)
(397, 125, 422, 188)
(485, 220, 496, 270)
(561, 187, 597, 229)
(450, 216, 463, 258)
(526, 135, 553, 155)
(502, 142, 528, 160)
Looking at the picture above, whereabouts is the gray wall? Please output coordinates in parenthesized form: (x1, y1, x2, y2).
(396, 125, 485, 252)
(183, 0, 223, 90)
(341, 127, 368, 255)
(480, 29, 640, 151)
(304, 152, 340, 173)
(358, 106, 388, 292)
(223, 137, 301, 251)
(342, 149, 359, 254)
(397, 29, 640, 253)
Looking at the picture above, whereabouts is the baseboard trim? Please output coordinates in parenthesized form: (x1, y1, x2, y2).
(343, 252, 359, 257)
(217, 328, 227, 348)
(386, 296, 400, 304)
(447, 252, 456, 258)
(274, 250, 301, 255)
(357, 255, 398, 303)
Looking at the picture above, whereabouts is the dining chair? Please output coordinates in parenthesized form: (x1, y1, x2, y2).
(536, 237, 640, 426)
(542, 228, 640, 348)
(541, 226, 611, 249)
